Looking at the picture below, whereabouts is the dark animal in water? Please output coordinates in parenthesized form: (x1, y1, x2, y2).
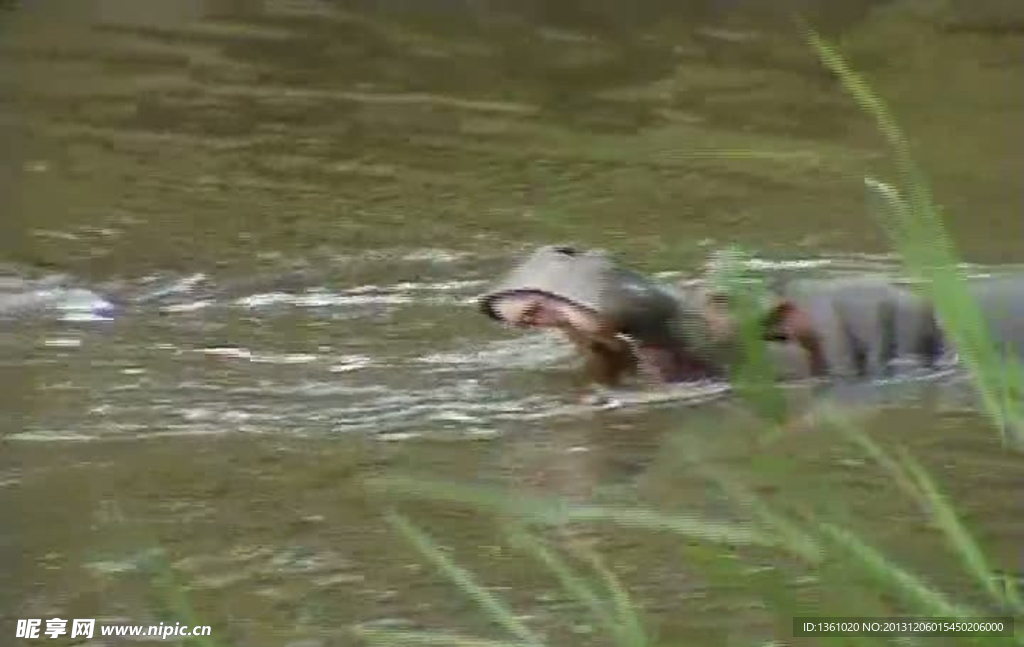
(481, 246, 1024, 388)
(479, 246, 811, 387)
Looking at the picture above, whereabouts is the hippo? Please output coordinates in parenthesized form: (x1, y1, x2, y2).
(963, 274, 1024, 360)
(696, 276, 947, 379)
(479, 246, 812, 387)
(678, 269, 1024, 381)
(481, 245, 1024, 388)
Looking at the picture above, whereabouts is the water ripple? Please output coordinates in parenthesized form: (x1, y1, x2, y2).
(4, 254, 1003, 443)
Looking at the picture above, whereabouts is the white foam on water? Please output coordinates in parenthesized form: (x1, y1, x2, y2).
(140, 272, 209, 301)
(53, 287, 117, 316)
(199, 346, 253, 360)
(375, 432, 422, 441)
(236, 291, 415, 308)
(328, 355, 374, 372)
(8, 431, 100, 442)
(400, 249, 467, 263)
(418, 334, 571, 370)
(9, 256, 1007, 445)
(59, 311, 116, 322)
(251, 353, 319, 365)
(489, 381, 733, 422)
(392, 279, 484, 292)
(161, 300, 213, 313)
(44, 337, 83, 348)
(228, 276, 483, 313)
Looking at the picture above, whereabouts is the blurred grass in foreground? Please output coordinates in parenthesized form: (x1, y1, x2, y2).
(804, 28, 1024, 452)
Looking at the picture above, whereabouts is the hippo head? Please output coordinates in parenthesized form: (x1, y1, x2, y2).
(479, 246, 613, 335)
(479, 246, 728, 383)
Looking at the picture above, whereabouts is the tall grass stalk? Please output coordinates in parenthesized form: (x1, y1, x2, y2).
(804, 30, 1024, 449)
(704, 246, 792, 423)
(567, 542, 649, 647)
(368, 475, 780, 549)
(830, 414, 1020, 611)
(505, 527, 650, 647)
(142, 549, 223, 647)
(814, 521, 978, 617)
(383, 511, 544, 647)
(368, 512, 657, 647)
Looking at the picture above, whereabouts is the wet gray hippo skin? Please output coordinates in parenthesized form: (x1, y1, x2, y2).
(962, 275, 1024, 358)
(723, 273, 1024, 379)
(480, 246, 812, 386)
(762, 277, 945, 378)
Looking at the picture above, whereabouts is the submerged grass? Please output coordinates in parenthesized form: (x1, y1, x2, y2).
(368, 423, 1022, 645)
(835, 414, 1021, 612)
(360, 26, 1024, 647)
(373, 512, 544, 647)
(141, 548, 224, 647)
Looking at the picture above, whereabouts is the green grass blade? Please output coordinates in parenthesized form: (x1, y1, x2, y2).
(818, 522, 974, 619)
(864, 177, 1024, 446)
(834, 419, 928, 506)
(141, 549, 222, 647)
(385, 512, 544, 647)
(565, 541, 650, 647)
(1004, 575, 1022, 612)
(704, 246, 790, 422)
(835, 401, 1020, 611)
(700, 465, 822, 564)
(369, 476, 780, 549)
(805, 24, 1024, 448)
(897, 449, 1022, 611)
(504, 528, 620, 642)
(803, 29, 937, 228)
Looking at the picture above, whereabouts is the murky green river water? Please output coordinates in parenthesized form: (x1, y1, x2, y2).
(2, 1, 1022, 645)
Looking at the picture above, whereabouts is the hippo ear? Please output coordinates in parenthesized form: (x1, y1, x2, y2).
(760, 299, 828, 376)
(704, 290, 731, 308)
(684, 287, 738, 344)
(760, 299, 799, 341)
(704, 290, 796, 343)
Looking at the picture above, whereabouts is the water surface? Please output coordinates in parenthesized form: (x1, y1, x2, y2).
(3, 1, 1023, 645)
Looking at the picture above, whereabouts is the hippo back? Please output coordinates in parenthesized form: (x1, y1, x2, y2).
(969, 275, 1024, 358)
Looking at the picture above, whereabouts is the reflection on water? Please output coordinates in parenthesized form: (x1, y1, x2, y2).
(3, 0, 1023, 645)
